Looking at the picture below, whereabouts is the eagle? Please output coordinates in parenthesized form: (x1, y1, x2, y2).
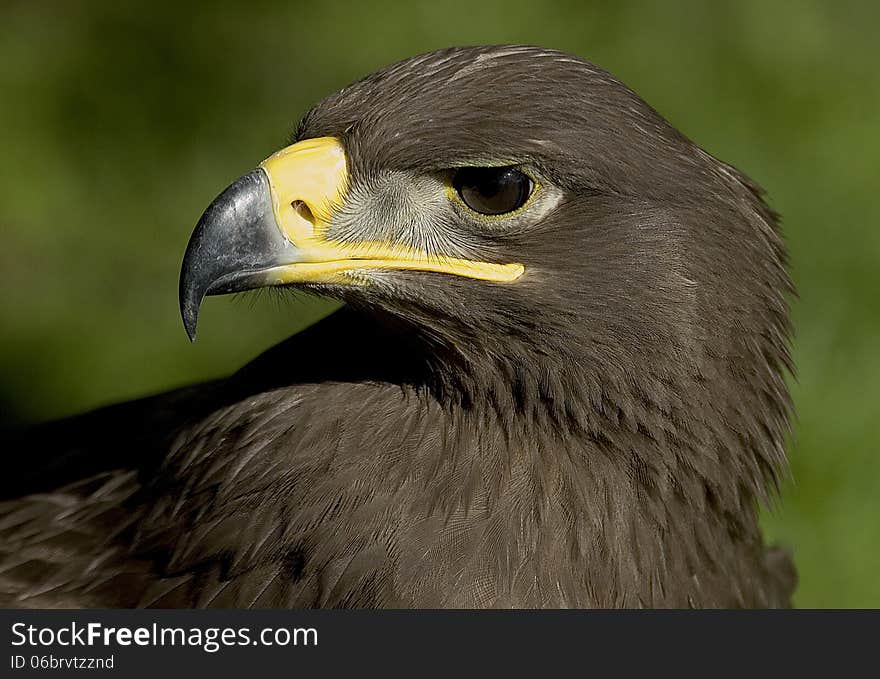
(0, 45, 796, 608)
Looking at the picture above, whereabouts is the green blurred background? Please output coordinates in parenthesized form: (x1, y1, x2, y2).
(1, 0, 877, 607)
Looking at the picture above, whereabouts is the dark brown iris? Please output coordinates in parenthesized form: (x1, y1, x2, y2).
(452, 167, 533, 215)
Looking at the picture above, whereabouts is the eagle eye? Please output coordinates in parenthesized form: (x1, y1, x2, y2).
(452, 167, 534, 216)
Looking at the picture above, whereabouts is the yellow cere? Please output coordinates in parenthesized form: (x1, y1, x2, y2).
(258, 137, 525, 284)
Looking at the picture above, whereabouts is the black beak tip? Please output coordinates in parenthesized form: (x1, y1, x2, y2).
(179, 256, 205, 343)
(183, 317, 198, 343)
(179, 254, 208, 342)
(180, 289, 201, 342)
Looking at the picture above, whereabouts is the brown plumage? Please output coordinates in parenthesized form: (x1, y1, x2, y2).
(0, 45, 795, 608)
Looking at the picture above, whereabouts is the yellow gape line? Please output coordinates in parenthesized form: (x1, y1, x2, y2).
(258, 137, 525, 283)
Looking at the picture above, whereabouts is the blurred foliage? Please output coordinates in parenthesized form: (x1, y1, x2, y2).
(0, 0, 877, 607)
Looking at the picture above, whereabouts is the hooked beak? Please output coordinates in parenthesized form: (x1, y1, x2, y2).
(179, 136, 524, 341)
(179, 167, 287, 341)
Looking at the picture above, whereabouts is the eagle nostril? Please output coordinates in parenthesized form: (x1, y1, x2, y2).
(290, 200, 314, 224)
